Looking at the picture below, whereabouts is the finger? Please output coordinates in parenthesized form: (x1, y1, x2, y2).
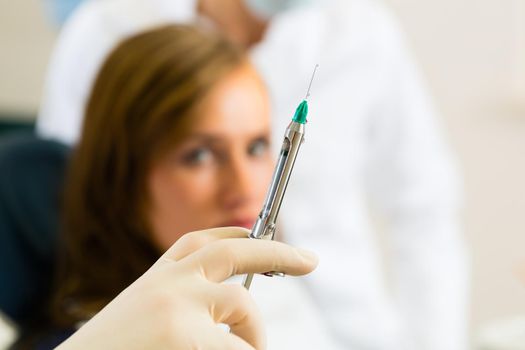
(160, 227, 250, 262)
(206, 327, 256, 350)
(209, 283, 265, 350)
(183, 238, 318, 283)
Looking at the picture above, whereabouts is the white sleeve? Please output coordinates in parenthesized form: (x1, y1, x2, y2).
(364, 7, 469, 350)
(36, 0, 198, 145)
(37, 2, 101, 144)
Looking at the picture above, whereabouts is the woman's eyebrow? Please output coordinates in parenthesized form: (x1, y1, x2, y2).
(184, 130, 271, 142)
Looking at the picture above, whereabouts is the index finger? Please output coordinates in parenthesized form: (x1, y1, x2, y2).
(181, 238, 318, 283)
(160, 227, 250, 262)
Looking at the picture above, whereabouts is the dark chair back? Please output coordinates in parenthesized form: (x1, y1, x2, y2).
(0, 133, 69, 325)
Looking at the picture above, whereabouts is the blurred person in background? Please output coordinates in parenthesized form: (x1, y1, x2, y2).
(37, 0, 468, 349)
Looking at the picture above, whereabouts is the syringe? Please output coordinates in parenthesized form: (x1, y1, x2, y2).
(243, 65, 318, 290)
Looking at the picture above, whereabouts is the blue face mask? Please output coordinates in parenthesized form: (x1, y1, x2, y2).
(244, 0, 317, 19)
(43, 0, 85, 26)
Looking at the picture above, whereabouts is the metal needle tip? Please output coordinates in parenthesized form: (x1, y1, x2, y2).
(305, 64, 320, 100)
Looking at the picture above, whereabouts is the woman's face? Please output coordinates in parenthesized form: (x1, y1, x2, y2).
(147, 63, 274, 251)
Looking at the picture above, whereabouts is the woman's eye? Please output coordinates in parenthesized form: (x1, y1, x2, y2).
(181, 148, 213, 166)
(248, 138, 269, 157)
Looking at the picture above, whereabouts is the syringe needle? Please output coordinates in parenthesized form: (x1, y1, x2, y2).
(305, 64, 319, 100)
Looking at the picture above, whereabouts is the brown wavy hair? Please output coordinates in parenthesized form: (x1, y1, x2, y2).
(51, 24, 245, 328)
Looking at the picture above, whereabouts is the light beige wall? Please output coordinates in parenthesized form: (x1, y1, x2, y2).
(516, 0, 525, 100)
(0, 0, 56, 117)
(384, 0, 525, 340)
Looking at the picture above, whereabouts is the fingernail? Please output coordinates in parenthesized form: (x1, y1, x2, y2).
(296, 248, 319, 263)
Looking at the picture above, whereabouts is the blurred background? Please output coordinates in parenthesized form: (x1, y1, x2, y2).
(0, 0, 524, 348)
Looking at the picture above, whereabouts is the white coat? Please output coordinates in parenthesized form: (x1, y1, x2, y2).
(37, 0, 468, 349)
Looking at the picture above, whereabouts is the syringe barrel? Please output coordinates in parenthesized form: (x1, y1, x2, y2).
(249, 121, 305, 239)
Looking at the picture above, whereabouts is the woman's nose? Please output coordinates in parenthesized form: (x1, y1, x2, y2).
(220, 155, 256, 209)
